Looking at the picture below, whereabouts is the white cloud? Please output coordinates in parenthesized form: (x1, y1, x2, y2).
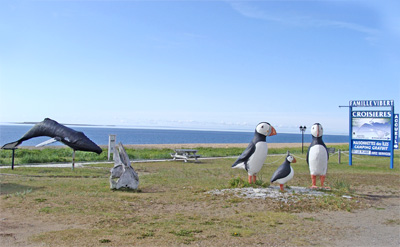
(227, 1, 379, 36)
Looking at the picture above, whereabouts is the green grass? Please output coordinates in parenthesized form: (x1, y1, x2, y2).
(0, 147, 398, 246)
(0, 148, 107, 165)
(0, 144, 350, 165)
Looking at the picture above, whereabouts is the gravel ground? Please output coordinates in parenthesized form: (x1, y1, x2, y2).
(298, 195, 400, 247)
(207, 186, 329, 202)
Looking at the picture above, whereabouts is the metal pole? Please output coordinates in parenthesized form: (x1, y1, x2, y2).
(349, 106, 353, 166)
(390, 104, 394, 169)
(300, 126, 306, 154)
(11, 149, 15, 170)
(72, 150, 75, 170)
(338, 149, 341, 164)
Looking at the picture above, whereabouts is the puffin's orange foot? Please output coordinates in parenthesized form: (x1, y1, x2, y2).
(279, 184, 285, 192)
(320, 175, 328, 188)
(248, 175, 257, 184)
(310, 175, 317, 189)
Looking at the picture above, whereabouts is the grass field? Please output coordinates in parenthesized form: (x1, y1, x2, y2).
(0, 144, 350, 165)
(0, 147, 399, 246)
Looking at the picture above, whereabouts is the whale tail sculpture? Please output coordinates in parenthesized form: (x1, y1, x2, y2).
(1, 118, 102, 170)
(1, 118, 102, 154)
(110, 143, 139, 190)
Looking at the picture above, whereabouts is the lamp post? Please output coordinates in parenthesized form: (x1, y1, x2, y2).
(299, 126, 307, 154)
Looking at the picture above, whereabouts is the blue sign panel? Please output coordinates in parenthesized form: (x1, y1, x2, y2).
(347, 100, 396, 169)
(395, 114, 399, 149)
(352, 149, 391, 157)
(352, 111, 392, 118)
(352, 140, 391, 153)
(352, 112, 391, 141)
(349, 100, 394, 107)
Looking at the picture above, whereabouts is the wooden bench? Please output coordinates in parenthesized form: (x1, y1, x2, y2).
(170, 149, 201, 162)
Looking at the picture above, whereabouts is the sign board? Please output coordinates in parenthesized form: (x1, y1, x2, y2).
(394, 114, 399, 149)
(351, 140, 391, 156)
(352, 111, 392, 140)
(348, 100, 396, 169)
(349, 100, 394, 107)
(108, 135, 116, 161)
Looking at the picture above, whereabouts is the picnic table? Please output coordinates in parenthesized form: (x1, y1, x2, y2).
(327, 147, 336, 154)
(170, 149, 201, 162)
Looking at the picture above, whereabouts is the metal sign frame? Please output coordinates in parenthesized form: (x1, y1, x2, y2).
(348, 100, 396, 169)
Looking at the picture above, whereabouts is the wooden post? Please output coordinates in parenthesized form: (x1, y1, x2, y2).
(108, 135, 116, 161)
(338, 149, 341, 164)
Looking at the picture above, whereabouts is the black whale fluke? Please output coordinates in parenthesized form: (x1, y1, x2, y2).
(1, 118, 102, 154)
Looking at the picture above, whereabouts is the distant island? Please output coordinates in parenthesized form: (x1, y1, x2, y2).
(11, 122, 117, 127)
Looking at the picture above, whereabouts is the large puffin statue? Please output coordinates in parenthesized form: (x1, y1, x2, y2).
(232, 122, 276, 184)
(270, 154, 296, 191)
(306, 123, 329, 189)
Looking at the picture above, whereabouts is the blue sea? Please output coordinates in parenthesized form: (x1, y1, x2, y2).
(0, 124, 348, 147)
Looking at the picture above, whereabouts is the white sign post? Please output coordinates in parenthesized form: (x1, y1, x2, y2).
(108, 135, 116, 161)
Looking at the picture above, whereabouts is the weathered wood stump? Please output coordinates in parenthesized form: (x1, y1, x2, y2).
(109, 143, 139, 190)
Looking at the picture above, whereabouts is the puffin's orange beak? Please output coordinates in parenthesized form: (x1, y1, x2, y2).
(292, 157, 297, 163)
(269, 126, 277, 136)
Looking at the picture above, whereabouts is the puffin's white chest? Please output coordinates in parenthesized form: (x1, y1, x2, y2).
(275, 166, 294, 185)
(247, 142, 268, 175)
(309, 145, 328, 175)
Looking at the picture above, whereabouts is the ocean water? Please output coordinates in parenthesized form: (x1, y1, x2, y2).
(0, 124, 348, 147)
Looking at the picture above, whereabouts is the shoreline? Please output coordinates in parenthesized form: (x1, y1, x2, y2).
(15, 143, 348, 150)
(116, 143, 348, 149)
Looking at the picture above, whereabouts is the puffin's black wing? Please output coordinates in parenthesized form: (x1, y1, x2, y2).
(323, 143, 329, 161)
(306, 137, 329, 164)
(232, 142, 256, 168)
(270, 161, 291, 183)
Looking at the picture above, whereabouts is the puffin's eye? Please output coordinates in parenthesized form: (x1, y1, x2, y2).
(261, 126, 264, 128)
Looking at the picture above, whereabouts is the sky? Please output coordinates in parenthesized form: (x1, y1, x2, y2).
(0, 0, 399, 135)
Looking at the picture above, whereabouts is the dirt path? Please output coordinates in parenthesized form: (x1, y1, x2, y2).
(2, 193, 399, 246)
(298, 194, 400, 247)
(0, 209, 77, 247)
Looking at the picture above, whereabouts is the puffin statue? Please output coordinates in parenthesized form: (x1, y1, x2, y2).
(306, 123, 329, 189)
(270, 154, 296, 191)
(232, 122, 276, 184)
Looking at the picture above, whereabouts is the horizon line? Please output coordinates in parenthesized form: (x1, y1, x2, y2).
(0, 122, 349, 136)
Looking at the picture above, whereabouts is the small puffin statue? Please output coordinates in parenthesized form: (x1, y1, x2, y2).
(306, 123, 329, 189)
(270, 154, 296, 191)
(232, 122, 276, 184)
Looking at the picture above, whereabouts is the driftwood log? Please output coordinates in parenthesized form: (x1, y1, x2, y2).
(109, 143, 139, 190)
